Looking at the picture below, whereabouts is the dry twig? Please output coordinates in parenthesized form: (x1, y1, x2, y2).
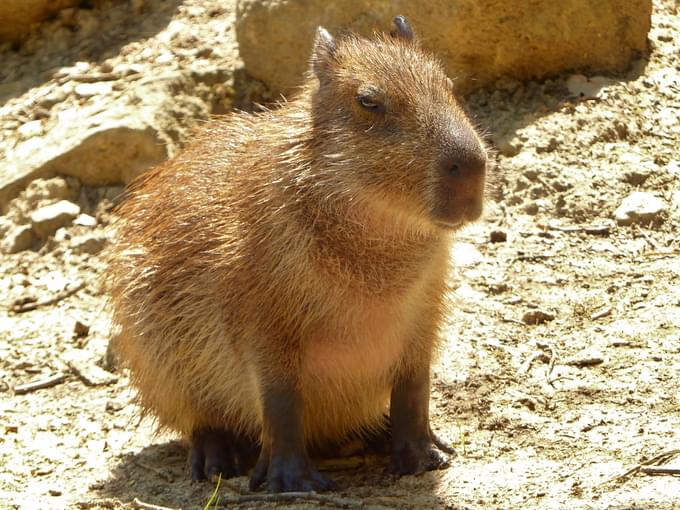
(14, 374, 66, 395)
(217, 491, 363, 508)
(132, 498, 179, 510)
(11, 281, 86, 313)
(639, 467, 680, 475)
(600, 449, 680, 485)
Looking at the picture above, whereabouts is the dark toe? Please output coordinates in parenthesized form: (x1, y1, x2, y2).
(190, 428, 243, 481)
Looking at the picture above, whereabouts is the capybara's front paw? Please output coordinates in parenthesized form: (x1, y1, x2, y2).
(249, 450, 337, 492)
(389, 438, 451, 475)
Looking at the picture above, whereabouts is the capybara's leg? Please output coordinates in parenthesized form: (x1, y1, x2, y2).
(389, 365, 451, 475)
(248, 382, 337, 492)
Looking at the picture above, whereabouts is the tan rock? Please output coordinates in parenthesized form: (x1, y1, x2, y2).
(235, 0, 651, 96)
(1, 224, 35, 254)
(0, 0, 80, 44)
(30, 200, 80, 238)
(614, 191, 666, 226)
(70, 233, 108, 255)
(0, 74, 203, 204)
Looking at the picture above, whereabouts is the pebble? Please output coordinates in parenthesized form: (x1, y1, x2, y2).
(38, 88, 68, 109)
(614, 191, 666, 226)
(565, 350, 605, 368)
(74, 82, 114, 98)
(621, 168, 652, 186)
(1, 225, 34, 254)
(30, 200, 81, 238)
(17, 120, 44, 139)
(522, 310, 556, 325)
(70, 233, 108, 255)
(73, 213, 97, 227)
(74, 320, 90, 338)
(566, 74, 610, 99)
(489, 230, 507, 243)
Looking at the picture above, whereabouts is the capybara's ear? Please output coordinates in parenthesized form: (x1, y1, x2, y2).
(390, 15, 415, 42)
(311, 26, 337, 82)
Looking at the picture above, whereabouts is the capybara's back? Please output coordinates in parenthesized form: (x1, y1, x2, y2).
(109, 16, 487, 492)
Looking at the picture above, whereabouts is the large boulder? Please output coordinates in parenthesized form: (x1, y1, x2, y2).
(0, 71, 211, 206)
(0, 0, 81, 44)
(235, 0, 651, 96)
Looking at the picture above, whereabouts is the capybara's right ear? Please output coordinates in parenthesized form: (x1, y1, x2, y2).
(311, 27, 337, 82)
(390, 15, 415, 42)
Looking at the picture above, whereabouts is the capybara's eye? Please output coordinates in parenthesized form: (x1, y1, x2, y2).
(357, 95, 385, 113)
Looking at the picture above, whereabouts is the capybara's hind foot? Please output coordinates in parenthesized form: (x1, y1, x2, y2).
(389, 429, 455, 476)
(389, 439, 450, 475)
(190, 428, 259, 481)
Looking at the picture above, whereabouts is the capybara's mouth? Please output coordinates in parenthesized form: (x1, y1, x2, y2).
(432, 183, 485, 228)
(433, 202, 483, 230)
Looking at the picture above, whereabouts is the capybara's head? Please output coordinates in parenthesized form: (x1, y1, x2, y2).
(308, 16, 487, 231)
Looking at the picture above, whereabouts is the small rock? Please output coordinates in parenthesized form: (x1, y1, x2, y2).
(566, 74, 610, 99)
(487, 282, 509, 294)
(590, 306, 612, 320)
(155, 52, 174, 64)
(566, 350, 605, 368)
(522, 310, 555, 325)
(38, 88, 68, 109)
(73, 213, 97, 227)
(614, 191, 666, 226)
(1, 225, 34, 254)
(74, 320, 90, 338)
(105, 400, 124, 413)
(48, 489, 62, 497)
(489, 230, 507, 243)
(551, 179, 572, 192)
(70, 233, 108, 254)
(30, 200, 81, 238)
(18, 120, 44, 139)
(74, 82, 114, 98)
(523, 202, 539, 215)
(621, 168, 652, 186)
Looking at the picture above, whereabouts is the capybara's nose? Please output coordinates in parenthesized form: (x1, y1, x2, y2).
(440, 143, 487, 181)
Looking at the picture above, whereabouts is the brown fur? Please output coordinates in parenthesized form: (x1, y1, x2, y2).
(108, 25, 486, 451)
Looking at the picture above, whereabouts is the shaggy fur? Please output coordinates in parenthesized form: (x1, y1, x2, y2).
(108, 24, 486, 453)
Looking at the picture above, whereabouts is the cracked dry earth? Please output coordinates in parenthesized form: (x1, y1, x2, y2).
(1, 0, 679, 509)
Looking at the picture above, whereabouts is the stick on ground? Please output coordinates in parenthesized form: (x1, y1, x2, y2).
(218, 491, 363, 508)
(600, 449, 680, 485)
(11, 281, 86, 313)
(132, 497, 180, 510)
(13, 374, 66, 395)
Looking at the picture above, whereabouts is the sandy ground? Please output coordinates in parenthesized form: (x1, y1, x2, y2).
(1, 0, 678, 509)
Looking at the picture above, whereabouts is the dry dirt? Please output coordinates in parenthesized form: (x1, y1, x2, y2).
(1, 1, 679, 509)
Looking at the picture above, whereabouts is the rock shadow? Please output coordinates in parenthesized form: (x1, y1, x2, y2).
(0, 0, 183, 103)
